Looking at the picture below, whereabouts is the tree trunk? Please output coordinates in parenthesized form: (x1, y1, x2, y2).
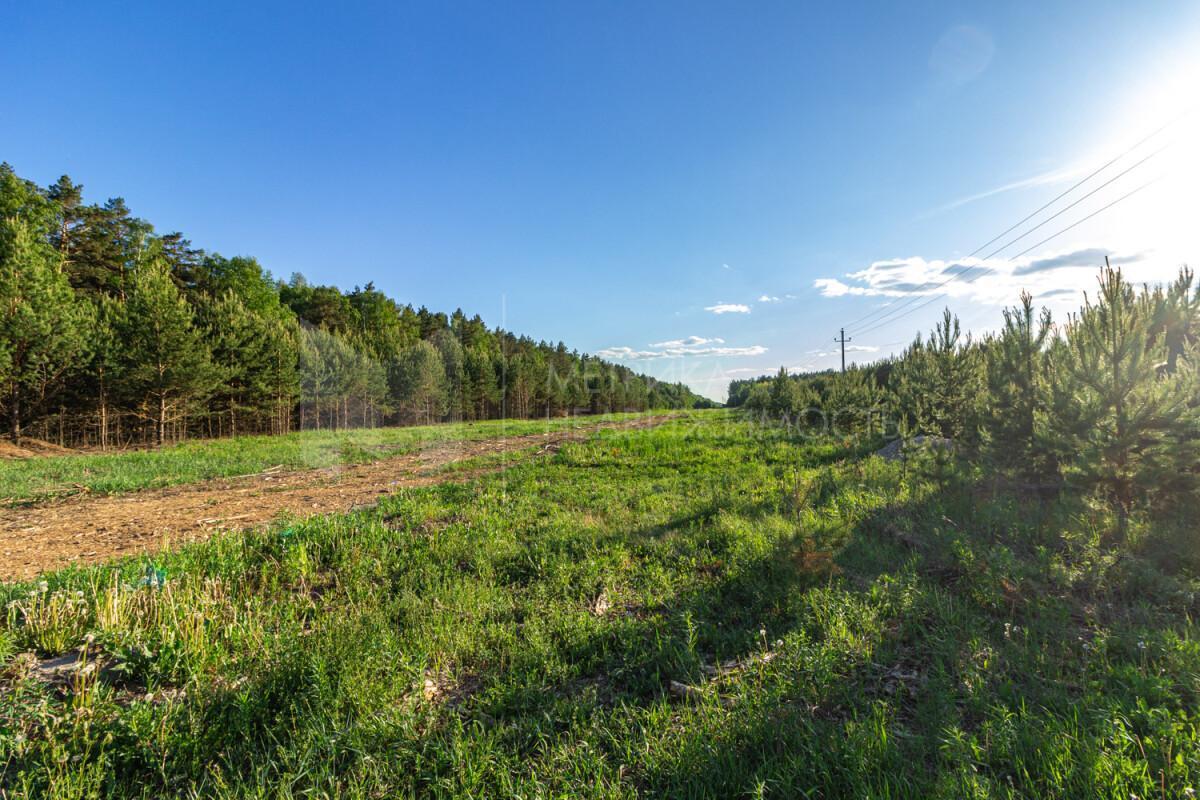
(99, 386, 109, 451)
(9, 390, 21, 445)
(158, 395, 168, 446)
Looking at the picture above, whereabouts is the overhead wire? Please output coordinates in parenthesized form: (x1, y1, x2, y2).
(840, 110, 1190, 335)
(849, 174, 1163, 338)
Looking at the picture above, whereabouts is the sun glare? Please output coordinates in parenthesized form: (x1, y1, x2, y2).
(1097, 55, 1200, 271)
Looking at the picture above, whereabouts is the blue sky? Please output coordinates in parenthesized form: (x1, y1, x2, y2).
(4, 1, 1199, 399)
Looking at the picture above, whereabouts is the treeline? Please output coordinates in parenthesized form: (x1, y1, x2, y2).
(0, 164, 707, 447)
(729, 262, 1199, 537)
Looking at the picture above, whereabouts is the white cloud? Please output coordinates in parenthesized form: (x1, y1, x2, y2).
(649, 335, 724, 348)
(931, 166, 1080, 215)
(705, 302, 751, 314)
(813, 246, 1165, 309)
(681, 345, 767, 358)
(757, 294, 781, 303)
(812, 278, 857, 298)
(594, 347, 661, 360)
(596, 338, 767, 361)
(806, 345, 880, 358)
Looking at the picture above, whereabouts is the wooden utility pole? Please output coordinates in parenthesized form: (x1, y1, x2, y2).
(835, 328, 852, 373)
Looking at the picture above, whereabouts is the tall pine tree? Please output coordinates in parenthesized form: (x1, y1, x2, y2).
(0, 167, 90, 444)
(118, 251, 216, 444)
(983, 291, 1056, 480)
(1052, 263, 1198, 537)
(892, 309, 984, 443)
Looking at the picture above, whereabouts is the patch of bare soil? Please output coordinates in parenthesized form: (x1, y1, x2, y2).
(0, 438, 78, 460)
(0, 416, 675, 581)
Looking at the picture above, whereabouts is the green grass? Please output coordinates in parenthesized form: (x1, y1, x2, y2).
(2, 411, 1199, 798)
(0, 412, 651, 505)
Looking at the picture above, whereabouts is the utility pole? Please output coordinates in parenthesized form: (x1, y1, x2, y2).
(835, 328, 852, 373)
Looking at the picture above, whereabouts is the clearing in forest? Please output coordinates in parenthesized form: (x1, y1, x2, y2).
(3, 411, 1198, 798)
(0, 413, 675, 580)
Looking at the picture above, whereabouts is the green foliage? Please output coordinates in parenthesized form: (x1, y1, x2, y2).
(892, 309, 984, 442)
(1050, 265, 1199, 535)
(739, 365, 886, 439)
(0, 167, 91, 443)
(3, 413, 1200, 797)
(729, 263, 1200, 540)
(204, 290, 299, 435)
(117, 253, 218, 444)
(982, 291, 1056, 479)
(0, 165, 703, 446)
(393, 339, 448, 423)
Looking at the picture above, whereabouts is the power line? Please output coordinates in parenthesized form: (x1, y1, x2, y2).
(857, 146, 1170, 335)
(844, 139, 1171, 337)
(850, 174, 1162, 338)
(841, 112, 1188, 334)
(1007, 175, 1161, 261)
(834, 328, 852, 373)
(978, 142, 1170, 260)
(963, 114, 1183, 259)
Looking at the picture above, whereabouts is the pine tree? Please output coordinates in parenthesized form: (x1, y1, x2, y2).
(66, 197, 152, 298)
(354, 348, 391, 426)
(429, 328, 465, 421)
(0, 178, 91, 443)
(46, 175, 84, 263)
(298, 325, 340, 430)
(825, 366, 884, 437)
(394, 340, 447, 423)
(463, 345, 499, 420)
(118, 252, 216, 445)
(983, 291, 1056, 480)
(1148, 266, 1199, 375)
(0, 163, 707, 440)
(1052, 263, 1197, 537)
(892, 309, 984, 443)
(261, 314, 301, 433)
(90, 294, 125, 449)
(206, 290, 274, 436)
(767, 367, 804, 419)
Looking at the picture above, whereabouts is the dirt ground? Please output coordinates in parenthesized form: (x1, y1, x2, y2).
(0, 416, 673, 581)
(0, 438, 77, 460)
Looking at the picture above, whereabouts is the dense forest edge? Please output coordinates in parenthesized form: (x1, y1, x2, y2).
(0, 164, 712, 449)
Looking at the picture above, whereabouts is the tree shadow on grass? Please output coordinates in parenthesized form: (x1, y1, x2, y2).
(91, 454, 1195, 798)
(548, 475, 1145, 798)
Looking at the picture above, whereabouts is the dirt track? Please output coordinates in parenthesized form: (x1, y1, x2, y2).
(0, 417, 672, 581)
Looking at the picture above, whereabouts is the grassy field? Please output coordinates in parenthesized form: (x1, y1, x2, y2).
(0, 413, 648, 505)
(2, 411, 1200, 798)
